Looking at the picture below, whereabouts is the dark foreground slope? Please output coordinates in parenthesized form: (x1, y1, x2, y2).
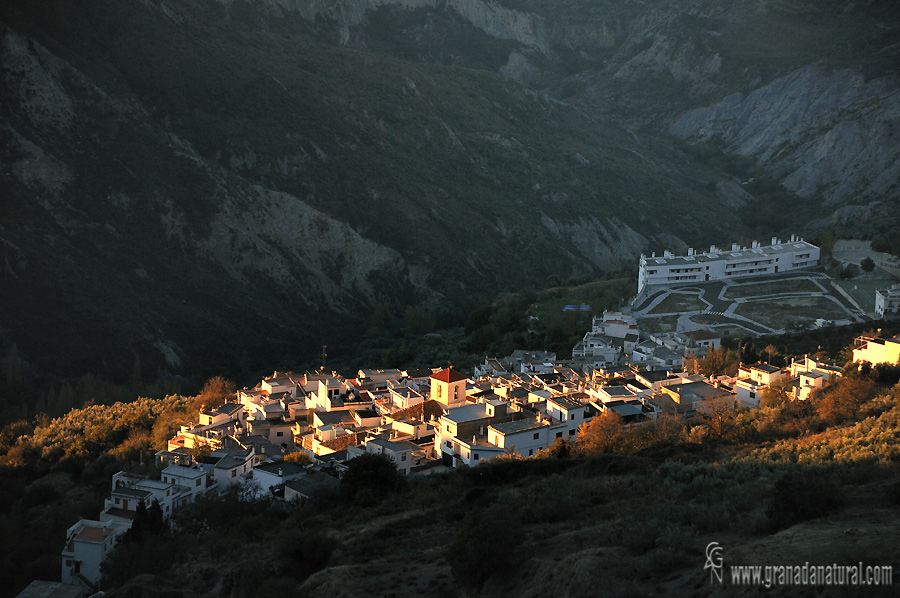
(96, 381, 900, 598)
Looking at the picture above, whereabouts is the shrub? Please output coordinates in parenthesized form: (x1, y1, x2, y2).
(447, 504, 523, 591)
(766, 469, 843, 531)
(340, 452, 406, 505)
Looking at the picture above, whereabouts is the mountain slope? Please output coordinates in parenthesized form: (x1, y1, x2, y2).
(0, 0, 735, 377)
(1, 0, 898, 377)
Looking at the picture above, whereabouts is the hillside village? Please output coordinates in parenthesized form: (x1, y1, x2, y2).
(49, 238, 900, 595)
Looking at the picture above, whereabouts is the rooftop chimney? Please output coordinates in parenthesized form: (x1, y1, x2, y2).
(772, 237, 778, 245)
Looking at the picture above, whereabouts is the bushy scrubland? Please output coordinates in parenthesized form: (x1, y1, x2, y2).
(2, 350, 900, 596)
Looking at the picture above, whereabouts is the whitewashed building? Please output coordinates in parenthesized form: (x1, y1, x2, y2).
(875, 285, 900, 317)
(638, 236, 820, 294)
(61, 519, 130, 591)
(852, 336, 900, 365)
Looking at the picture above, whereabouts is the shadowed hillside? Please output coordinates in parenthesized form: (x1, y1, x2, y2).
(1, 0, 898, 378)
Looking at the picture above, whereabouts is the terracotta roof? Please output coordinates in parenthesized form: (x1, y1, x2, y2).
(75, 526, 114, 544)
(430, 368, 467, 383)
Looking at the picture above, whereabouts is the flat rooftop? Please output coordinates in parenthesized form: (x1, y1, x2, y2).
(444, 403, 489, 423)
(644, 240, 817, 267)
(490, 419, 546, 435)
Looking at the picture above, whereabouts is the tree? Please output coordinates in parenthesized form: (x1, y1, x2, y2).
(698, 347, 740, 377)
(860, 256, 875, 275)
(193, 376, 236, 412)
(699, 397, 739, 441)
(5, 344, 22, 387)
(340, 452, 406, 504)
(814, 378, 878, 424)
(766, 470, 842, 531)
(763, 344, 779, 365)
(759, 377, 794, 408)
(576, 412, 624, 455)
(283, 451, 311, 465)
(447, 504, 522, 593)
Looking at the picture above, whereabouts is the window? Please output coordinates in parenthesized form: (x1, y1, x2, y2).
(65, 559, 72, 567)
(528, 449, 533, 456)
(276, 431, 283, 437)
(533, 432, 539, 440)
(570, 413, 575, 420)
(568, 429, 576, 436)
(446, 440, 452, 448)
(114, 497, 120, 505)
(401, 454, 407, 461)
(556, 432, 563, 439)
(231, 470, 237, 477)
(474, 453, 479, 461)
(195, 478, 201, 486)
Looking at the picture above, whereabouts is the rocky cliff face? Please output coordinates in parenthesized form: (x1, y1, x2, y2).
(1, 0, 898, 376)
(670, 65, 900, 215)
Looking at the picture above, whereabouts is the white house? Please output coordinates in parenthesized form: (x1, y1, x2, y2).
(61, 519, 129, 591)
(388, 386, 425, 410)
(591, 385, 639, 403)
(853, 336, 900, 365)
(161, 465, 212, 503)
(362, 437, 415, 475)
(638, 236, 820, 294)
(875, 285, 900, 317)
(733, 378, 764, 407)
(198, 449, 255, 489)
(790, 355, 843, 378)
(253, 461, 307, 497)
(487, 417, 565, 458)
(435, 401, 513, 467)
(260, 372, 299, 397)
(545, 395, 586, 439)
(684, 329, 722, 352)
(738, 363, 784, 386)
(284, 471, 339, 505)
(198, 402, 245, 427)
(100, 471, 197, 523)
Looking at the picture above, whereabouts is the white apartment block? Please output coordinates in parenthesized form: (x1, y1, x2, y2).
(638, 236, 820, 294)
(875, 285, 900, 316)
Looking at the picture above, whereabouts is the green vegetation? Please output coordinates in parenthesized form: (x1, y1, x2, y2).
(90, 374, 900, 596)
(734, 296, 850, 330)
(723, 278, 824, 299)
(636, 314, 680, 333)
(1, 327, 900, 596)
(833, 278, 897, 313)
(648, 292, 707, 314)
(0, 380, 229, 597)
